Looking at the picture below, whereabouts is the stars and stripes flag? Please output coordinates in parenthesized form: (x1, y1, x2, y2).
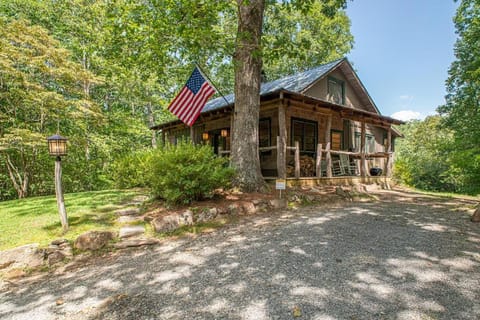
(167, 67, 216, 126)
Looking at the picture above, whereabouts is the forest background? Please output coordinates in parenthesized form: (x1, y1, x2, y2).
(0, 0, 478, 201)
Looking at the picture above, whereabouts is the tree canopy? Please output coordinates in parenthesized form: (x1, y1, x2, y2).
(0, 0, 353, 199)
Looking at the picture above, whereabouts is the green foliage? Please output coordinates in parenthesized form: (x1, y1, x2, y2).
(436, 0, 480, 193)
(111, 149, 152, 189)
(394, 116, 479, 195)
(0, 0, 352, 199)
(148, 142, 234, 205)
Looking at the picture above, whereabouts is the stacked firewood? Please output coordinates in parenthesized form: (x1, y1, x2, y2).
(286, 155, 316, 177)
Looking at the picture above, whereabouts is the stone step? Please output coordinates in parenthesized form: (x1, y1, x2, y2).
(113, 237, 159, 249)
(117, 216, 144, 224)
(119, 226, 145, 238)
(115, 207, 141, 216)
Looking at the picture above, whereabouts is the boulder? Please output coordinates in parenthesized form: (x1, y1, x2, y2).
(74, 231, 115, 251)
(119, 226, 145, 238)
(196, 208, 218, 223)
(179, 210, 194, 226)
(242, 202, 257, 215)
(472, 206, 480, 223)
(228, 203, 243, 215)
(0, 243, 44, 270)
(152, 215, 180, 233)
(47, 251, 66, 266)
(269, 199, 287, 209)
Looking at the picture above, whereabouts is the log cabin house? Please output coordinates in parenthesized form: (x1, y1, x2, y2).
(151, 58, 404, 186)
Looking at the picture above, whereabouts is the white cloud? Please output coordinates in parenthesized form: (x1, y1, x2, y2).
(390, 110, 422, 121)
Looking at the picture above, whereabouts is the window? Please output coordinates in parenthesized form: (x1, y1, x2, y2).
(354, 132, 376, 153)
(259, 118, 271, 148)
(291, 118, 317, 157)
(331, 130, 343, 150)
(328, 76, 345, 105)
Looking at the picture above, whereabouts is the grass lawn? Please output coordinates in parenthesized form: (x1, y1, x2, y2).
(0, 189, 147, 251)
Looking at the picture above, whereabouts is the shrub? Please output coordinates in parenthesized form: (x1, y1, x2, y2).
(148, 141, 234, 205)
(111, 150, 152, 189)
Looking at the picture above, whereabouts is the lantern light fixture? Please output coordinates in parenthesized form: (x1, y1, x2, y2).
(202, 132, 209, 140)
(221, 129, 228, 138)
(47, 134, 68, 157)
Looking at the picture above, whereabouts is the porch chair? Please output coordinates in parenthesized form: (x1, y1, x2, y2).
(339, 154, 358, 176)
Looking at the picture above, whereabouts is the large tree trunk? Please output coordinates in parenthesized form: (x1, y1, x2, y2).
(231, 0, 266, 192)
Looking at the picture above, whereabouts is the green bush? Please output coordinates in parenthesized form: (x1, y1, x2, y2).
(111, 150, 152, 189)
(148, 141, 234, 205)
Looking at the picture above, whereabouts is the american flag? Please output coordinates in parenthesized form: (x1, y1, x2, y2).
(167, 67, 216, 126)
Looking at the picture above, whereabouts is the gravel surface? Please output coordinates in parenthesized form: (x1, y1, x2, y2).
(1, 188, 479, 320)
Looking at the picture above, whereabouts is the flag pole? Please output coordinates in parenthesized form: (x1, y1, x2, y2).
(195, 63, 231, 108)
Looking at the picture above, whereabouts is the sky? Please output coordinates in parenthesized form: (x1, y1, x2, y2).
(345, 0, 459, 121)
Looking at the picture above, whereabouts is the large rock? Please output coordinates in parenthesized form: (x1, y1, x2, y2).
(151, 210, 194, 233)
(472, 206, 480, 222)
(179, 210, 194, 226)
(242, 202, 257, 215)
(74, 231, 115, 251)
(119, 226, 145, 238)
(269, 199, 287, 209)
(0, 243, 44, 270)
(196, 208, 218, 223)
(152, 215, 180, 233)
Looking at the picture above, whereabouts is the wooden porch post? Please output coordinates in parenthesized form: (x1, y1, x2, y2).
(161, 130, 165, 147)
(360, 121, 366, 177)
(316, 143, 323, 177)
(325, 115, 332, 178)
(385, 128, 392, 177)
(277, 103, 287, 179)
(294, 141, 300, 178)
(190, 126, 195, 144)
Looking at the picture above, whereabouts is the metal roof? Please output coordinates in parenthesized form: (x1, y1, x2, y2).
(202, 58, 344, 113)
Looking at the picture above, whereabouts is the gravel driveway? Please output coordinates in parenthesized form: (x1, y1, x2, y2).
(1, 188, 479, 320)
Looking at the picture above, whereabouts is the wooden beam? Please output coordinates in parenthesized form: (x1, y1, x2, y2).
(326, 114, 332, 178)
(294, 141, 300, 178)
(190, 126, 194, 143)
(277, 102, 287, 179)
(385, 128, 392, 177)
(316, 143, 323, 178)
(326, 142, 332, 178)
(360, 121, 366, 177)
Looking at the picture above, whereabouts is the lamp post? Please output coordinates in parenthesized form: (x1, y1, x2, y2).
(47, 134, 68, 232)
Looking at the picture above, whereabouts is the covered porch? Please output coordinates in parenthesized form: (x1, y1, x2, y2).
(217, 90, 402, 181)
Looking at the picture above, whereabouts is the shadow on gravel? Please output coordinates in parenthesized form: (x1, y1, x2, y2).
(1, 189, 479, 320)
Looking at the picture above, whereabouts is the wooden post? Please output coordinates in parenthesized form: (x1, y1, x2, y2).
(277, 103, 287, 179)
(161, 130, 165, 147)
(326, 142, 332, 178)
(385, 128, 392, 177)
(360, 121, 366, 177)
(316, 143, 323, 178)
(325, 115, 332, 178)
(294, 141, 300, 178)
(190, 126, 194, 144)
(55, 157, 68, 231)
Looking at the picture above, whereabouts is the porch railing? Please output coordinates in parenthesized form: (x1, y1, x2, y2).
(217, 137, 393, 179)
